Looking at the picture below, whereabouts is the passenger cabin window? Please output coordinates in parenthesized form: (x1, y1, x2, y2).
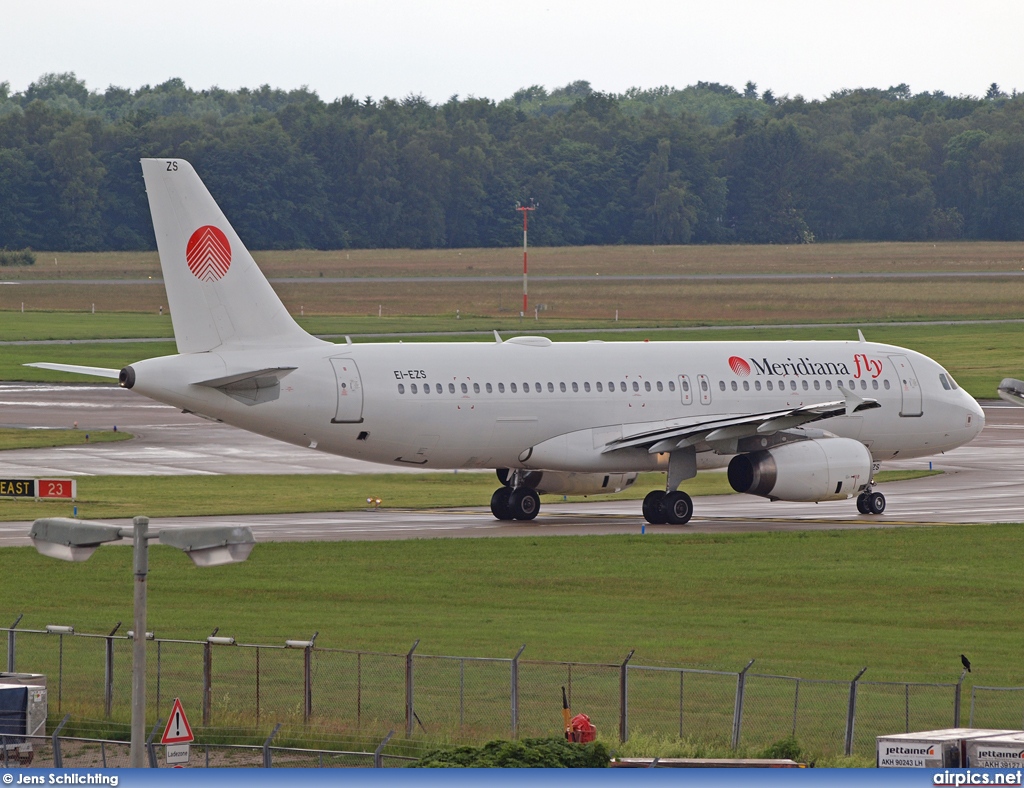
(620, 382, 627, 392)
(644, 381, 651, 392)
(535, 382, 541, 393)
(560, 382, 566, 392)
(632, 381, 639, 392)
(596, 382, 603, 392)
(498, 383, 505, 393)
(398, 384, 405, 393)
(742, 381, 749, 391)
(656, 381, 663, 392)
(410, 384, 417, 393)
(731, 381, 738, 391)
(755, 381, 762, 391)
(719, 381, 726, 391)
(474, 383, 480, 393)
(825, 380, 832, 390)
(790, 380, 797, 391)
(871, 380, 878, 390)
(681, 380, 690, 392)
(668, 380, 675, 392)
(860, 380, 867, 390)
(801, 380, 808, 391)
(572, 382, 579, 392)
(884, 379, 891, 390)
(766, 381, 773, 391)
(461, 383, 468, 393)
(813, 380, 820, 390)
(584, 382, 591, 392)
(547, 382, 554, 392)
(510, 383, 517, 393)
(486, 383, 492, 393)
(436, 383, 443, 393)
(449, 383, 456, 393)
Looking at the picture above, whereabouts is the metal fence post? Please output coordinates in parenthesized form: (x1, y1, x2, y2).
(104, 622, 121, 718)
(262, 722, 281, 768)
(7, 614, 22, 673)
(619, 649, 635, 743)
(51, 714, 70, 768)
(511, 644, 526, 739)
(146, 718, 162, 768)
(844, 667, 868, 756)
(304, 647, 312, 723)
(954, 670, 967, 727)
(405, 640, 419, 738)
(203, 640, 212, 726)
(374, 730, 395, 768)
(731, 659, 755, 749)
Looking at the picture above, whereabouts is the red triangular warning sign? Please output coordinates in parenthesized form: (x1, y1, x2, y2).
(160, 698, 194, 744)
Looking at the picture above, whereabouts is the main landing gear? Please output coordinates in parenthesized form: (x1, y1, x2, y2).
(856, 489, 886, 515)
(642, 489, 693, 525)
(491, 470, 540, 521)
(856, 464, 886, 515)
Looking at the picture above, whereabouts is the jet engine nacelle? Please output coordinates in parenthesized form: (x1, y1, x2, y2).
(726, 438, 871, 502)
(499, 469, 638, 496)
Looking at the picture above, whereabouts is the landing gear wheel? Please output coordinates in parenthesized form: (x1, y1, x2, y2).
(867, 491, 886, 515)
(643, 490, 667, 524)
(508, 488, 541, 521)
(661, 491, 693, 525)
(856, 493, 870, 514)
(490, 487, 514, 520)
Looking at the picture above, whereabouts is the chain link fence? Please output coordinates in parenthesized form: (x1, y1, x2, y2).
(1, 623, 998, 757)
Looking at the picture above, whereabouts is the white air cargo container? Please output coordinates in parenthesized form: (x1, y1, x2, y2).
(966, 732, 1024, 768)
(877, 729, 1020, 768)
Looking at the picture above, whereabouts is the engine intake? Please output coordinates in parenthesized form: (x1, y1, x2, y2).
(727, 438, 871, 502)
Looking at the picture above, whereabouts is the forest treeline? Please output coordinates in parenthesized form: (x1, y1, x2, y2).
(1, 73, 1022, 251)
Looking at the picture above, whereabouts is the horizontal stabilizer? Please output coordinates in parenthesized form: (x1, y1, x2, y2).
(24, 363, 120, 379)
(998, 378, 1024, 406)
(193, 366, 297, 406)
(192, 367, 297, 388)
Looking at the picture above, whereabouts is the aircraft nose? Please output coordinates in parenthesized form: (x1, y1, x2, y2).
(965, 394, 985, 438)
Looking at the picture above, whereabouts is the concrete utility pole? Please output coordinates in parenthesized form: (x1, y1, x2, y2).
(515, 200, 537, 317)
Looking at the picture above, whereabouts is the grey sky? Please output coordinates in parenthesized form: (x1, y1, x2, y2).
(5, 0, 1021, 102)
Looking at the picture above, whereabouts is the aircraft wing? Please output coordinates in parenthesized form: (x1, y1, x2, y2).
(603, 389, 880, 455)
(998, 378, 1024, 406)
(24, 363, 120, 379)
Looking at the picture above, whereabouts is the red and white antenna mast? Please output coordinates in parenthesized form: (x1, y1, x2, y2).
(515, 199, 537, 317)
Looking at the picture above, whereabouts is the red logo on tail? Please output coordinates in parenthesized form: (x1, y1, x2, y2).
(728, 356, 751, 376)
(186, 226, 231, 282)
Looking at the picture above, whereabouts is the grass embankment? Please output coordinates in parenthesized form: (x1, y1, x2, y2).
(0, 470, 932, 522)
(0, 428, 130, 450)
(1, 523, 1019, 682)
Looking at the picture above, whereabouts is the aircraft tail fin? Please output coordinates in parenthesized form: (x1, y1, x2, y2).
(141, 158, 322, 354)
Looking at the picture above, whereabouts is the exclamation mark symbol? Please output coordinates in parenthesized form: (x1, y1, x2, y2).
(175, 712, 181, 737)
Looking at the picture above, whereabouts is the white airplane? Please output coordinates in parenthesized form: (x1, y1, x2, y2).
(30, 159, 985, 524)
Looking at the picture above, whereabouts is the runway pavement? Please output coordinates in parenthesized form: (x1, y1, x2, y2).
(0, 383, 1021, 546)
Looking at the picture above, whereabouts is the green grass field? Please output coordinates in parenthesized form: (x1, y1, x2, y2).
(3, 524, 1019, 683)
(0, 469, 931, 522)
(0, 428, 130, 450)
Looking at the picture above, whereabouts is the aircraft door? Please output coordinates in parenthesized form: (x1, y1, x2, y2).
(678, 375, 693, 405)
(888, 354, 922, 417)
(330, 357, 364, 423)
(697, 374, 712, 405)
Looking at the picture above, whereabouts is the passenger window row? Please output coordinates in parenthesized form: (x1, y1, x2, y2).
(396, 379, 678, 395)
(396, 377, 892, 395)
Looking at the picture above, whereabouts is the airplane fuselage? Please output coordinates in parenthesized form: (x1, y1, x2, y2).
(126, 337, 984, 472)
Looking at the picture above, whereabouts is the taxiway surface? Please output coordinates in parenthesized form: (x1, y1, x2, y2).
(0, 383, 1020, 546)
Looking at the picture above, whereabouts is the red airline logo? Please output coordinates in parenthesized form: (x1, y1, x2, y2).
(728, 356, 751, 376)
(186, 225, 231, 282)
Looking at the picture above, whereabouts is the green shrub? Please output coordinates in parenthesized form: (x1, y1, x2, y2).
(413, 737, 610, 768)
(0, 248, 35, 266)
(760, 735, 803, 761)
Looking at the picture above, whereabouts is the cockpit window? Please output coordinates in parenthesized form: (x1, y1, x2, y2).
(939, 374, 951, 391)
